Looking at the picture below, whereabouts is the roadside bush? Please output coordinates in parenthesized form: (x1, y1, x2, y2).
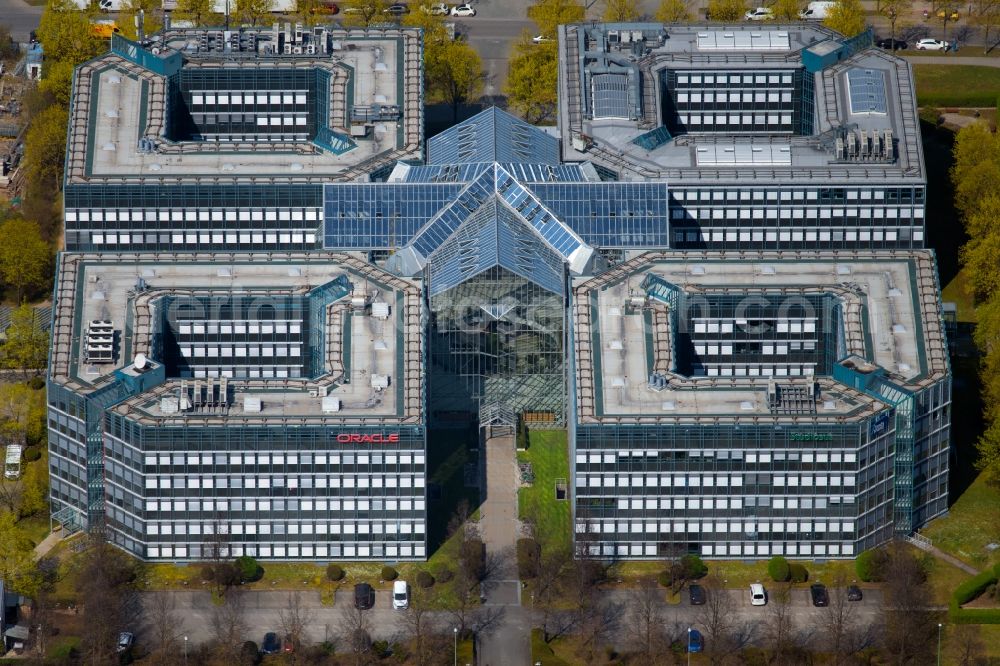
(199, 564, 215, 582)
(22, 447, 41, 463)
(789, 563, 808, 583)
(680, 554, 708, 580)
(239, 641, 260, 665)
(234, 555, 261, 583)
(516, 538, 541, 580)
(460, 538, 486, 582)
(27, 376, 45, 391)
(416, 570, 435, 589)
(214, 562, 240, 588)
(657, 570, 674, 588)
(326, 564, 345, 582)
(434, 565, 454, 583)
(856, 548, 887, 582)
(768, 556, 791, 582)
(381, 565, 398, 581)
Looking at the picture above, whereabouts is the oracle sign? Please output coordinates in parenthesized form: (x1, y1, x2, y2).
(336, 433, 400, 444)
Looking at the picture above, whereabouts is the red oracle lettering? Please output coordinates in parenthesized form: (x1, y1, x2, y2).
(335, 433, 400, 444)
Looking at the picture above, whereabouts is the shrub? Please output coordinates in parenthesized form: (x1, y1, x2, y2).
(380, 565, 398, 581)
(918, 106, 942, 127)
(435, 565, 454, 584)
(214, 562, 239, 588)
(460, 538, 486, 582)
(416, 570, 435, 589)
(234, 556, 261, 583)
(199, 564, 215, 582)
(516, 538, 541, 580)
(240, 641, 260, 665)
(768, 556, 791, 582)
(680, 554, 708, 580)
(22, 447, 41, 463)
(856, 548, 887, 582)
(326, 564, 345, 582)
(789, 563, 808, 583)
(953, 569, 999, 606)
(27, 376, 45, 391)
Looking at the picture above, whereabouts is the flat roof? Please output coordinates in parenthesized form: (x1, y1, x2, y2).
(572, 250, 947, 424)
(66, 27, 423, 187)
(557, 23, 924, 185)
(50, 253, 423, 424)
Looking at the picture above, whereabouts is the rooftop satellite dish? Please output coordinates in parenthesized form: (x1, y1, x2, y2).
(133, 354, 148, 371)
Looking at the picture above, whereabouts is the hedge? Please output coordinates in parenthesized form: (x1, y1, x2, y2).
(948, 562, 1000, 624)
(789, 563, 809, 583)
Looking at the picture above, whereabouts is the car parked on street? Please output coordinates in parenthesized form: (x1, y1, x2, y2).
(810, 583, 829, 607)
(688, 583, 706, 605)
(532, 34, 553, 44)
(750, 583, 767, 606)
(915, 38, 949, 50)
(116, 632, 134, 653)
(876, 37, 908, 50)
(261, 632, 280, 655)
(384, 3, 409, 15)
(450, 3, 476, 15)
(688, 628, 704, 653)
(847, 585, 863, 601)
(744, 7, 774, 20)
(354, 582, 375, 610)
(423, 2, 448, 13)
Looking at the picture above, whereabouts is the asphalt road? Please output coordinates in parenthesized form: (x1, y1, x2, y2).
(0, 0, 42, 42)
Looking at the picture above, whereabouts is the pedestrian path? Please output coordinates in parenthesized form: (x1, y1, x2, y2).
(906, 534, 981, 576)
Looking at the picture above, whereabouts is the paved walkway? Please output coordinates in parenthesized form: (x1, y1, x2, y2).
(907, 55, 1000, 67)
(33, 530, 62, 560)
(907, 536, 981, 576)
(476, 430, 529, 666)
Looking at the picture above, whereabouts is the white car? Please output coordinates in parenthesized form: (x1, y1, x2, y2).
(392, 580, 409, 609)
(532, 34, 553, 44)
(915, 38, 948, 50)
(450, 3, 475, 16)
(744, 6, 774, 20)
(423, 2, 448, 14)
(750, 583, 767, 606)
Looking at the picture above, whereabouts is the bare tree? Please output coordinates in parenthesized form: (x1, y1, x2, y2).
(401, 588, 446, 666)
(697, 575, 736, 665)
(573, 597, 620, 664)
(144, 592, 185, 665)
(337, 601, 373, 666)
(950, 623, 988, 666)
(533, 547, 574, 643)
(625, 578, 670, 664)
(764, 582, 801, 665)
(77, 534, 142, 666)
(278, 592, 308, 651)
(881, 543, 937, 664)
(210, 588, 249, 664)
(821, 572, 875, 665)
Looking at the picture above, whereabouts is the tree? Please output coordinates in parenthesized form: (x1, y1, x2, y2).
(880, 0, 912, 42)
(210, 588, 249, 663)
(144, 593, 185, 666)
(427, 39, 483, 121)
(21, 106, 70, 215)
(401, 588, 447, 666)
(950, 623, 988, 665)
(278, 592, 307, 651)
(0, 219, 51, 301)
(0, 512, 42, 597)
(2, 304, 49, 375)
(528, 0, 585, 39)
(77, 534, 142, 665)
(768, 556, 791, 582)
(603, 0, 641, 21)
(822, 573, 872, 665)
(340, 0, 389, 27)
(706, 0, 747, 21)
(970, 0, 1000, 53)
(235, 0, 272, 25)
(960, 196, 1000, 301)
(824, 0, 867, 36)
(881, 543, 937, 663)
(656, 0, 693, 21)
(772, 0, 802, 19)
(696, 575, 749, 664)
(505, 36, 559, 124)
(37, 0, 104, 66)
(337, 599, 373, 666)
(174, 0, 219, 27)
(0, 382, 33, 443)
(38, 59, 76, 107)
(119, 0, 163, 40)
(626, 579, 670, 664)
(234, 555, 261, 582)
(764, 582, 798, 663)
(19, 455, 48, 518)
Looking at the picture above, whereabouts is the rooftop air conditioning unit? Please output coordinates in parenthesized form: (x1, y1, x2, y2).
(321, 396, 341, 413)
(243, 396, 262, 413)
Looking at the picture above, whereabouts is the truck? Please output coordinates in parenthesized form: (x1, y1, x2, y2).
(4, 445, 22, 480)
(799, 1, 835, 19)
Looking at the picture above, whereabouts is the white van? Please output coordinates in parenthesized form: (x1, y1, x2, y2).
(799, 1, 835, 19)
(750, 583, 767, 606)
(4, 445, 22, 480)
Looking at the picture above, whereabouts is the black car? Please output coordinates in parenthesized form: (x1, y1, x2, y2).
(810, 583, 829, 607)
(261, 632, 280, 655)
(688, 583, 706, 605)
(384, 3, 409, 14)
(847, 585, 863, 601)
(877, 37, 908, 50)
(354, 582, 375, 610)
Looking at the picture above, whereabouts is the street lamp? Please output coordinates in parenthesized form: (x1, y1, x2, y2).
(937, 623, 943, 666)
(453, 627, 458, 666)
(183, 635, 189, 666)
(687, 627, 692, 666)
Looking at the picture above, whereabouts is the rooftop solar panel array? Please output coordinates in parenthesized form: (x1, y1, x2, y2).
(846, 68, 888, 116)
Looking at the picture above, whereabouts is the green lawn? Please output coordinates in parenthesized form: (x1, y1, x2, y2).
(921, 473, 1000, 570)
(518, 430, 571, 552)
(914, 64, 1000, 107)
(706, 558, 862, 589)
(924, 550, 974, 605)
(530, 628, 574, 666)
